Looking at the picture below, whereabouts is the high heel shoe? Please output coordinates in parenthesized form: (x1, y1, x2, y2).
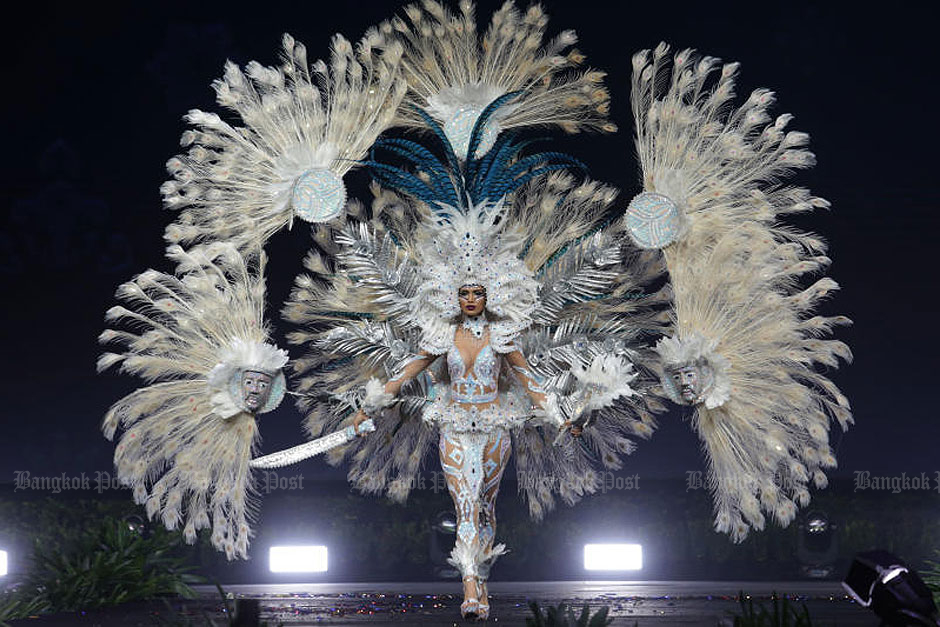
(460, 576, 480, 619)
(476, 577, 489, 620)
(460, 597, 480, 619)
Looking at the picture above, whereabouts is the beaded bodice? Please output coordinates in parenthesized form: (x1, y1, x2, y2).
(447, 340, 500, 404)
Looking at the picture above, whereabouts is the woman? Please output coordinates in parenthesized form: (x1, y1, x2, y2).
(351, 280, 576, 619)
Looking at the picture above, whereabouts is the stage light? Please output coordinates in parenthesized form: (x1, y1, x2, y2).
(807, 514, 829, 533)
(583, 543, 642, 571)
(0, 550, 7, 577)
(797, 511, 837, 578)
(269, 545, 328, 573)
(842, 550, 939, 625)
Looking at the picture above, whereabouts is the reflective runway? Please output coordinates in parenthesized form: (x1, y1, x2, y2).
(198, 581, 881, 625)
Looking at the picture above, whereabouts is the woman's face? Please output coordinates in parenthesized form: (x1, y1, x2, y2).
(458, 284, 487, 317)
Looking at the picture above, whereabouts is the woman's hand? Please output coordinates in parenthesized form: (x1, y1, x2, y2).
(351, 409, 369, 435)
(562, 420, 583, 437)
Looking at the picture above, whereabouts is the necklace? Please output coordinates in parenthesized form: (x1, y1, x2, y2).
(462, 315, 487, 340)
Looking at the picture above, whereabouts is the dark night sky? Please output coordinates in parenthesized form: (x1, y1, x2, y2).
(0, 1, 936, 486)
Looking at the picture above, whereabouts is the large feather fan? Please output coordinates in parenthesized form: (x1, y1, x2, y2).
(628, 43, 852, 542)
(98, 243, 282, 559)
(506, 173, 670, 518)
(162, 32, 407, 250)
(376, 0, 615, 159)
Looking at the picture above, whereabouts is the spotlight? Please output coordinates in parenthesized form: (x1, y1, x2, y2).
(0, 550, 7, 577)
(429, 511, 459, 578)
(433, 510, 457, 534)
(797, 511, 837, 578)
(269, 545, 328, 573)
(842, 550, 939, 626)
(583, 544, 642, 571)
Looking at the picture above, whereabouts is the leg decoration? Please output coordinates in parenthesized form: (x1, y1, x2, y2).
(478, 429, 510, 579)
(440, 429, 487, 579)
(476, 430, 511, 620)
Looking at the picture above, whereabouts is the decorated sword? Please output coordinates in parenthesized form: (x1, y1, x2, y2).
(249, 419, 375, 469)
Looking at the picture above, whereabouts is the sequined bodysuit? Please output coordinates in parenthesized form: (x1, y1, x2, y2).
(420, 328, 532, 583)
(423, 333, 527, 433)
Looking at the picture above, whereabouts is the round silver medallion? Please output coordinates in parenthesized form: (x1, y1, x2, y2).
(291, 168, 347, 223)
(624, 191, 681, 249)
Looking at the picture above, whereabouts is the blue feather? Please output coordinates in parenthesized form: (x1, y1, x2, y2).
(410, 107, 467, 207)
(465, 90, 522, 163)
(365, 162, 440, 206)
(370, 140, 459, 207)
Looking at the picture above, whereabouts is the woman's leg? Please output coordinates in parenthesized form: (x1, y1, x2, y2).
(439, 430, 486, 607)
(479, 429, 511, 558)
(477, 428, 511, 612)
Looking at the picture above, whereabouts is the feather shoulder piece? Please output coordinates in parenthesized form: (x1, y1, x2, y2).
(378, 0, 615, 159)
(98, 243, 288, 559)
(162, 32, 407, 250)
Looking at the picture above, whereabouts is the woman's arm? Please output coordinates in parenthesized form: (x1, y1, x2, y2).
(352, 351, 438, 427)
(504, 349, 582, 436)
(384, 352, 438, 397)
(503, 349, 547, 407)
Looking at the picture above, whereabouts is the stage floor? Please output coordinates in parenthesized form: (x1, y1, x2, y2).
(195, 580, 881, 625)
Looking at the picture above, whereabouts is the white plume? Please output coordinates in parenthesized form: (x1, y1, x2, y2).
(630, 45, 852, 542)
(99, 243, 284, 559)
(380, 0, 615, 156)
(162, 32, 407, 250)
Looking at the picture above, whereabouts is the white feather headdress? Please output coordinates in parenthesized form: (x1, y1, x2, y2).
(411, 199, 539, 353)
(162, 32, 407, 250)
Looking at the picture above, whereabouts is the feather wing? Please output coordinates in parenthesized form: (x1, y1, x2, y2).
(629, 45, 852, 541)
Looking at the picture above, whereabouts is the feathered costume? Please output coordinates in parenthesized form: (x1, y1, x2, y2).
(624, 44, 853, 542)
(282, 112, 670, 587)
(98, 2, 852, 595)
(99, 244, 286, 559)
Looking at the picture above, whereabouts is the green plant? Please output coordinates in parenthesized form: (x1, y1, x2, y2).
(729, 590, 814, 627)
(924, 550, 940, 606)
(526, 600, 613, 627)
(0, 516, 202, 623)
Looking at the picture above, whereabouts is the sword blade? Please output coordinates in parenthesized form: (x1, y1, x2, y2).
(249, 419, 375, 469)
